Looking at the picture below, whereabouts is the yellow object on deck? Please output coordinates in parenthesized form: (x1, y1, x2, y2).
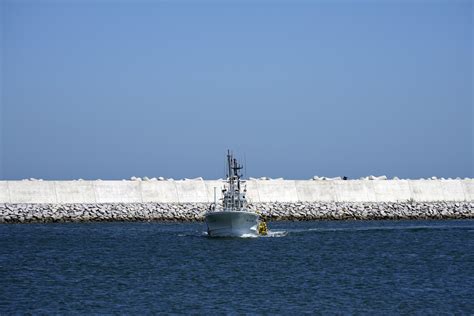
(258, 221, 268, 235)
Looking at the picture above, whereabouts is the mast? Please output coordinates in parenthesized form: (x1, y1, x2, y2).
(227, 150, 234, 209)
(227, 150, 233, 190)
(224, 150, 245, 211)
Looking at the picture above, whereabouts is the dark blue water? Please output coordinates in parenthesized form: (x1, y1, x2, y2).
(1, 220, 473, 314)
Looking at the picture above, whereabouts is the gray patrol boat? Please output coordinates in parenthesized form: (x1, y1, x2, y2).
(205, 151, 267, 237)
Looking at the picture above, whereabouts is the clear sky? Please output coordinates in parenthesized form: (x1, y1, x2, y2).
(1, 0, 472, 180)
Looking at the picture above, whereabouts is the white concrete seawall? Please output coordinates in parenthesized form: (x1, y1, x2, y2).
(0, 179, 472, 204)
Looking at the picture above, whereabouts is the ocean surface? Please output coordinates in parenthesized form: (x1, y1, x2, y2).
(1, 220, 473, 314)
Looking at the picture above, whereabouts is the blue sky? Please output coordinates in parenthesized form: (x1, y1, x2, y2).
(1, 0, 472, 180)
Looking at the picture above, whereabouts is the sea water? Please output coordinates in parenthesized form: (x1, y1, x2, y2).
(0, 220, 472, 314)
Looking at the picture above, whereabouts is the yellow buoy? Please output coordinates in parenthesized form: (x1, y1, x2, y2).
(258, 221, 268, 235)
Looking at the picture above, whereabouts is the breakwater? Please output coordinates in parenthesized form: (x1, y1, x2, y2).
(0, 179, 472, 223)
(0, 201, 472, 223)
(1, 179, 472, 203)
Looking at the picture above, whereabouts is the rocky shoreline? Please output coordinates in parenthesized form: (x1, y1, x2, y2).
(0, 201, 472, 223)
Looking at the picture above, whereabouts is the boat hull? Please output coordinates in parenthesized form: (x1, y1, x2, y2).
(205, 211, 259, 237)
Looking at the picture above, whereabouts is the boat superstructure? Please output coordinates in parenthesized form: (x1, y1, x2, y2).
(205, 151, 266, 237)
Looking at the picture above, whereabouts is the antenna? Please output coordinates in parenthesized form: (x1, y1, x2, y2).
(244, 153, 247, 179)
(224, 152, 226, 179)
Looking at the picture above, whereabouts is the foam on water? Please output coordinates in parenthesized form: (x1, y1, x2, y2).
(184, 223, 470, 238)
(262, 230, 288, 237)
(238, 230, 288, 238)
(272, 223, 474, 237)
(239, 233, 259, 238)
(196, 230, 288, 238)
